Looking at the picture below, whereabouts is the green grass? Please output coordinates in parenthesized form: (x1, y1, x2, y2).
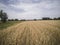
(0, 21, 21, 30)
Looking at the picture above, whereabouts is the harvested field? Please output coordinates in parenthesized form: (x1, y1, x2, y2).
(0, 20, 60, 45)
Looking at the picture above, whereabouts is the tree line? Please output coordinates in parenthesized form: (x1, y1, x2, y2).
(8, 17, 60, 21)
(0, 10, 60, 23)
(42, 17, 60, 20)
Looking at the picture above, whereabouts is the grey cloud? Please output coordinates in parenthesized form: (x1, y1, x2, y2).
(0, 0, 60, 19)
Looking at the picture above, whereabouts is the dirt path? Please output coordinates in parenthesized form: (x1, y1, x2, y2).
(0, 21, 60, 45)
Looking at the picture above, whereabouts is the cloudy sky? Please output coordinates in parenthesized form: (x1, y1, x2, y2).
(0, 0, 60, 19)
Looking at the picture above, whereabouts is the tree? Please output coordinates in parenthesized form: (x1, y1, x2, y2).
(42, 17, 52, 20)
(0, 10, 3, 18)
(53, 18, 57, 20)
(15, 19, 19, 21)
(9, 19, 14, 21)
(0, 10, 8, 23)
(34, 19, 37, 21)
(57, 17, 60, 20)
(20, 19, 26, 21)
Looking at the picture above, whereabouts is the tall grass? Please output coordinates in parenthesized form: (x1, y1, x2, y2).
(0, 21, 21, 30)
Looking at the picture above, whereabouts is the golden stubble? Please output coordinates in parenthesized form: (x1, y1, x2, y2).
(0, 21, 60, 45)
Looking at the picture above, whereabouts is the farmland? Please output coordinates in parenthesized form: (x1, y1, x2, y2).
(0, 20, 60, 45)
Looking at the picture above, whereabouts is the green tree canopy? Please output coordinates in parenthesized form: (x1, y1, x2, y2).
(0, 10, 8, 23)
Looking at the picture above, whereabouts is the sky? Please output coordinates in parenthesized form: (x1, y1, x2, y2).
(0, 0, 60, 19)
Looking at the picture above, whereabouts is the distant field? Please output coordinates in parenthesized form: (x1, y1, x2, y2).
(0, 20, 60, 45)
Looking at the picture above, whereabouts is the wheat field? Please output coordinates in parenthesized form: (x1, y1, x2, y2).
(0, 20, 60, 45)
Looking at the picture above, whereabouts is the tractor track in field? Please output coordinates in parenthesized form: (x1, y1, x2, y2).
(16, 26, 27, 45)
(0, 21, 60, 45)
